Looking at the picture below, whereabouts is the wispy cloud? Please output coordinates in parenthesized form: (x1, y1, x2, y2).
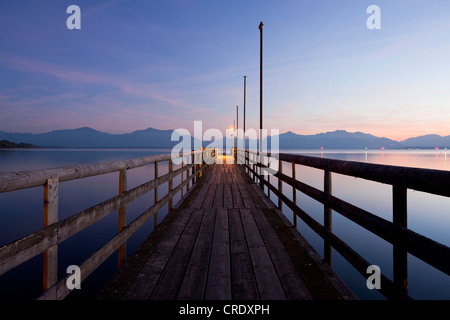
(0, 51, 206, 114)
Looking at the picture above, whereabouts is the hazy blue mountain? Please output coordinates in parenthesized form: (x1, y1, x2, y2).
(0, 127, 197, 148)
(274, 130, 403, 149)
(0, 127, 447, 149)
(401, 134, 450, 148)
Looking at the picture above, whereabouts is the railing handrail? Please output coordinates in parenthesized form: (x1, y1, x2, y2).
(243, 150, 450, 197)
(0, 149, 211, 300)
(0, 151, 203, 193)
(242, 149, 450, 300)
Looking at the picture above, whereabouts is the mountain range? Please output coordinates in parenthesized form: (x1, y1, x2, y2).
(0, 127, 449, 149)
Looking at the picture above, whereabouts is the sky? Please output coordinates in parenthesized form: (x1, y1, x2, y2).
(1, 0, 450, 141)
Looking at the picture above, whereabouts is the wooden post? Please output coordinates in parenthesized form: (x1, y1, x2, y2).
(168, 159, 173, 211)
(267, 162, 270, 198)
(181, 159, 184, 198)
(200, 148, 204, 179)
(292, 161, 297, 229)
(192, 153, 196, 185)
(278, 158, 283, 209)
(259, 153, 263, 189)
(393, 184, 408, 292)
(324, 169, 332, 266)
(253, 153, 256, 183)
(118, 169, 127, 269)
(186, 155, 190, 192)
(154, 162, 158, 228)
(43, 178, 58, 291)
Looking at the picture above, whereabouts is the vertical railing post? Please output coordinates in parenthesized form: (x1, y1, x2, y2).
(154, 161, 158, 228)
(192, 153, 196, 185)
(245, 150, 248, 173)
(278, 158, 282, 209)
(168, 159, 173, 211)
(118, 169, 127, 269)
(292, 161, 297, 229)
(267, 159, 270, 198)
(186, 155, 190, 192)
(324, 169, 332, 266)
(200, 148, 204, 179)
(43, 178, 58, 291)
(252, 153, 255, 182)
(181, 159, 184, 198)
(393, 184, 408, 293)
(259, 152, 264, 189)
(253, 153, 257, 183)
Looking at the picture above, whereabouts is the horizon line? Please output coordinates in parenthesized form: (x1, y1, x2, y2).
(1, 126, 449, 143)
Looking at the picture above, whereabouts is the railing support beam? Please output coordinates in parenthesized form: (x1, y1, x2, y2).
(393, 184, 408, 293)
(118, 169, 127, 269)
(324, 169, 332, 266)
(43, 178, 58, 291)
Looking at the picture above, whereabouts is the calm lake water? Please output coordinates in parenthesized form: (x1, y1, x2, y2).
(0, 148, 449, 300)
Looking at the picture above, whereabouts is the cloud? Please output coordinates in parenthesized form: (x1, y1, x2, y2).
(0, 51, 206, 114)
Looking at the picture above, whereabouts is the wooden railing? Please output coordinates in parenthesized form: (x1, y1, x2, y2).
(241, 150, 450, 300)
(0, 150, 209, 300)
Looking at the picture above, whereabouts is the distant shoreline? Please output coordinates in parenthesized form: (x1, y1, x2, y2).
(0, 140, 39, 149)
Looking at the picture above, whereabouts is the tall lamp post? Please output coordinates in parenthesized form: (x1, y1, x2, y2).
(236, 105, 239, 164)
(243, 75, 246, 149)
(259, 21, 264, 187)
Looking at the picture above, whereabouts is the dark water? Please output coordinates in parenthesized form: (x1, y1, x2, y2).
(0, 148, 179, 300)
(271, 149, 450, 300)
(0, 148, 449, 300)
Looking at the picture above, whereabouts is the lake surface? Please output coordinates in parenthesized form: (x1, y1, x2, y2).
(0, 148, 449, 300)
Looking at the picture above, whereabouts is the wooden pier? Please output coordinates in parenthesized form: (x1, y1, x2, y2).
(1, 150, 449, 300)
(97, 163, 355, 300)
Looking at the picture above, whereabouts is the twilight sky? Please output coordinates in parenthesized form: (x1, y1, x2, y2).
(1, 0, 450, 141)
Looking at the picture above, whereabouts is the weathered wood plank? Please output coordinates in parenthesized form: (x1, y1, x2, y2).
(97, 207, 185, 300)
(251, 208, 313, 299)
(213, 183, 224, 208)
(151, 209, 204, 299)
(240, 208, 286, 299)
(231, 183, 244, 208)
(223, 184, 233, 209)
(262, 208, 355, 300)
(236, 181, 255, 209)
(229, 208, 259, 300)
(177, 209, 215, 300)
(205, 208, 231, 300)
(121, 209, 194, 300)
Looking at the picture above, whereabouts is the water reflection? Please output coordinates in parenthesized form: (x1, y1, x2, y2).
(1, 148, 449, 300)
(277, 149, 450, 299)
(0, 148, 174, 299)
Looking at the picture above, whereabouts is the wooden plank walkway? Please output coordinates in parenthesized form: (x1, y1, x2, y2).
(97, 164, 356, 300)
